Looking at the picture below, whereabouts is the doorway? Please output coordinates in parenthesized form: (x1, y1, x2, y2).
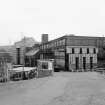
(83, 57, 86, 71)
(75, 57, 79, 71)
(16, 48, 20, 65)
(90, 57, 93, 70)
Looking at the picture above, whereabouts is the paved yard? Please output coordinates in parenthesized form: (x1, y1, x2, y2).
(0, 72, 105, 105)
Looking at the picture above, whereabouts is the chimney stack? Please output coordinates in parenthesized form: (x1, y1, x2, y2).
(42, 34, 48, 44)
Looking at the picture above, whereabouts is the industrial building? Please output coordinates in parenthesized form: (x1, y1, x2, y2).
(25, 34, 104, 71)
(1, 34, 104, 72)
(12, 37, 39, 65)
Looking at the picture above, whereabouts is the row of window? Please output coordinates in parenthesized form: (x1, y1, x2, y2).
(71, 48, 96, 54)
(55, 51, 65, 56)
(40, 39, 65, 49)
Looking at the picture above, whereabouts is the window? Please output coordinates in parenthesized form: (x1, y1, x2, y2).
(42, 62, 48, 69)
(40, 46, 42, 49)
(87, 48, 89, 54)
(52, 43, 54, 47)
(57, 41, 59, 46)
(59, 40, 61, 46)
(40, 45, 42, 49)
(60, 40, 63, 45)
(55, 41, 57, 47)
(43, 45, 45, 49)
(56, 41, 59, 46)
(45, 44, 46, 49)
(72, 48, 75, 54)
(51, 43, 53, 47)
(42, 45, 44, 49)
(49, 43, 51, 48)
(59, 41, 61, 46)
(62, 39, 65, 45)
(80, 48, 82, 54)
(93, 48, 96, 54)
(46, 45, 48, 49)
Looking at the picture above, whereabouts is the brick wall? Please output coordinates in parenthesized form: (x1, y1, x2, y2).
(66, 36, 104, 47)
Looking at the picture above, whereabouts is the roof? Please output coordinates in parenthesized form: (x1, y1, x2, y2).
(15, 37, 39, 48)
(0, 49, 12, 62)
(25, 49, 39, 56)
(10, 67, 37, 72)
(40, 35, 105, 46)
(0, 46, 13, 53)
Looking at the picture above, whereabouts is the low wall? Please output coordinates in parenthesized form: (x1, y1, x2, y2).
(69, 63, 97, 72)
(37, 70, 53, 78)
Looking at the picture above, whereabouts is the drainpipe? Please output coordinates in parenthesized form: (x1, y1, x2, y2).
(65, 37, 67, 71)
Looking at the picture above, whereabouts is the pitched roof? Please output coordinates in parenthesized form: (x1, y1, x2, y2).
(15, 37, 39, 48)
(25, 49, 39, 56)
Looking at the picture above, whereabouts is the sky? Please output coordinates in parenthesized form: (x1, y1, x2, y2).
(0, 0, 105, 45)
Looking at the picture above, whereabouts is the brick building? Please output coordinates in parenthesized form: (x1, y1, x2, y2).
(38, 35, 103, 71)
(24, 34, 105, 71)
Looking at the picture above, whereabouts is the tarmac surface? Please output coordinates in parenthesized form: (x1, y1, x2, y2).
(0, 72, 105, 105)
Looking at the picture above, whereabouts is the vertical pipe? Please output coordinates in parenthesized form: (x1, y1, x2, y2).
(65, 37, 67, 71)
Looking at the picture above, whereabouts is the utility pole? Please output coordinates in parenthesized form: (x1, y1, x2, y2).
(21, 32, 26, 72)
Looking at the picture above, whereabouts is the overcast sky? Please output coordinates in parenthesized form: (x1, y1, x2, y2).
(0, 0, 105, 45)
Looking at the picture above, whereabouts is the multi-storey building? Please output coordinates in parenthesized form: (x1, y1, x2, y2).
(24, 34, 105, 71)
(38, 35, 102, 71)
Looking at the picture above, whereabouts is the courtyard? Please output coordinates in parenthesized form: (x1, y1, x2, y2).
(0, 72, 105, 105)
